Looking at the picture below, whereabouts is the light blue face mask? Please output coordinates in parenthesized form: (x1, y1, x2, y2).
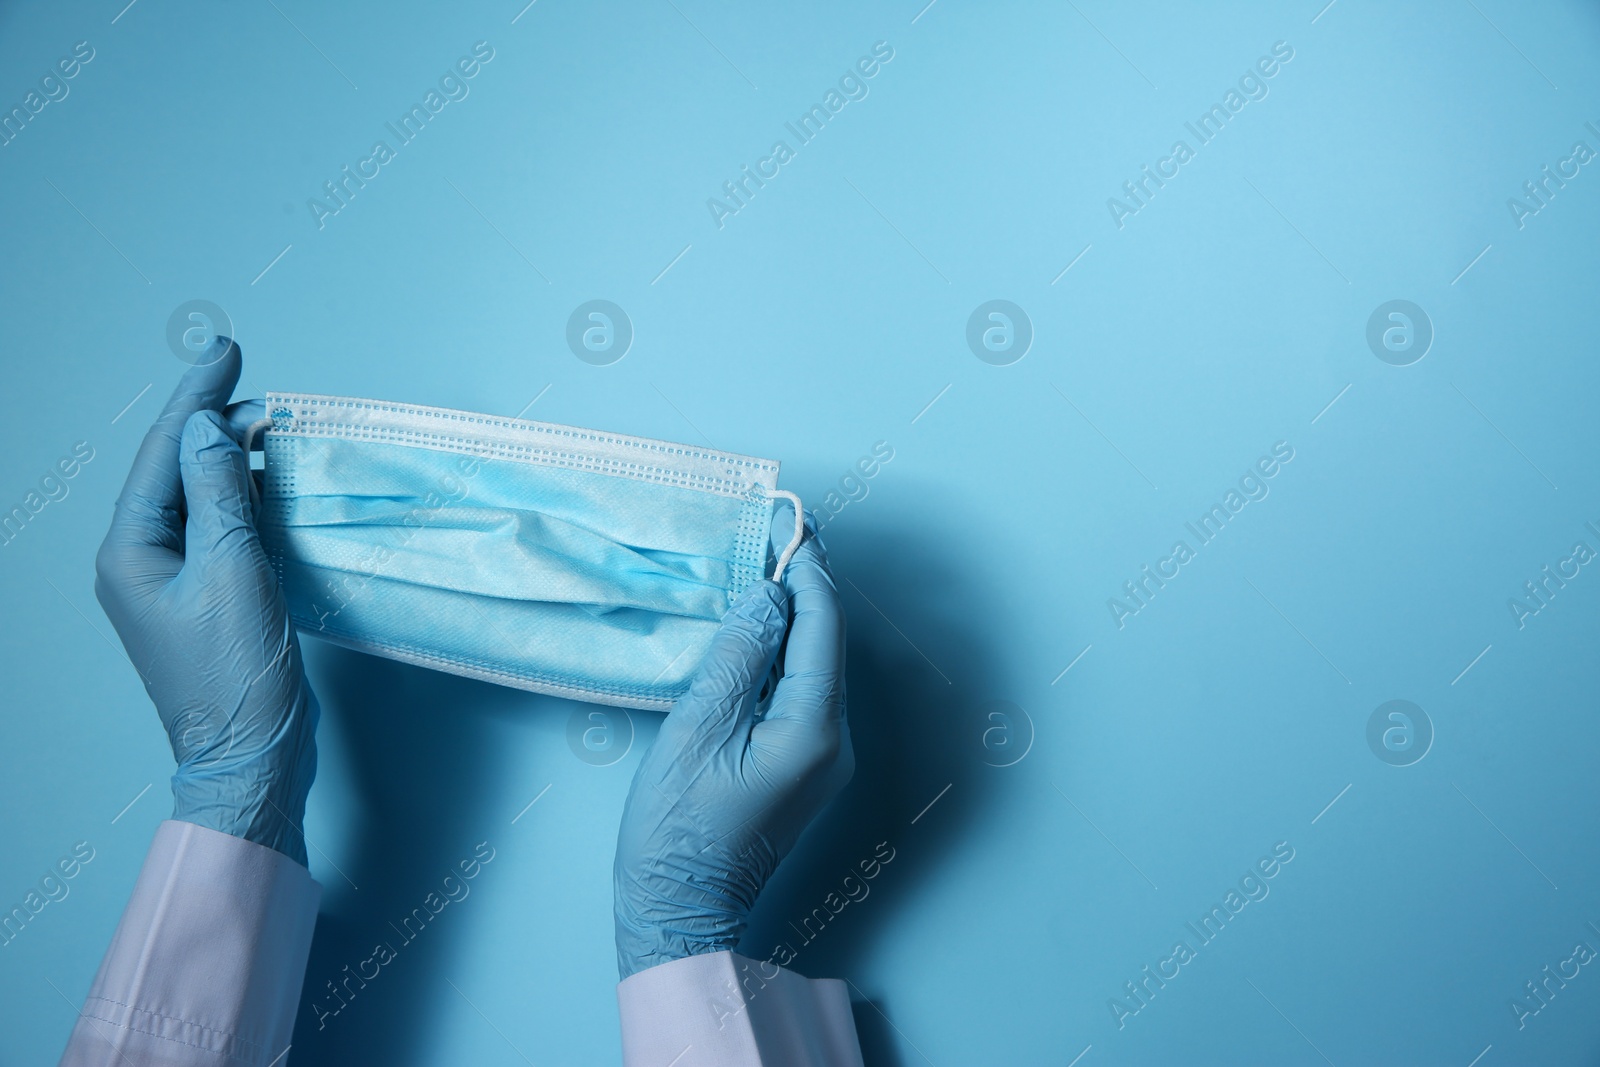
(244, 394, 802, 710)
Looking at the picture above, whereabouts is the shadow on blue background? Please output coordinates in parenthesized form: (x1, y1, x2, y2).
(286, 522, 1002, 1067)
(290, 649, 528, 1063)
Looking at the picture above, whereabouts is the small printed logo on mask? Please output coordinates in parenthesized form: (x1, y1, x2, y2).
(965, 300, 1032, 366)
(977, 699, 1033, 767)
(566, 300, 633, 366)
(1365, 300, 1432, 366)
(165, 300, 234, 365)
(1366, 699, 1433, 766)
(567, 706, 635, 766)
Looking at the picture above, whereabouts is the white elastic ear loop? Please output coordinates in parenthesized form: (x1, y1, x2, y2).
(242, 417, 273, 510)
(768, 489, 805, 583)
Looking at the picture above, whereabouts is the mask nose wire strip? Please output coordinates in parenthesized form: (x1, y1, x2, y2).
(242, 417, 274, 510)
(768, 490, 805, 583)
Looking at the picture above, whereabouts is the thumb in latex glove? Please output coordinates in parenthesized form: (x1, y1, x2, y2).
(614, 513, 853, 979)
(94, 340, 319, 865)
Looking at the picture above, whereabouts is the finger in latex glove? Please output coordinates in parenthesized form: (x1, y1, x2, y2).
(95, 339, 319, 865)
(613, 509, 852, 978)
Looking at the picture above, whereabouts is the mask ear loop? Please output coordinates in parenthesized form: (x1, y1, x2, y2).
(768, 489, 805, 583)
(242, 417, 273, 511)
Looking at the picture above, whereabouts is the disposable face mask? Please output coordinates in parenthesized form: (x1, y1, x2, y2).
(245, 394, 802, 710)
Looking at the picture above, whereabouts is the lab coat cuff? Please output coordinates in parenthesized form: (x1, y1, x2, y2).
(617, 950, 863, 1067)
(59, 820, 321, 1067)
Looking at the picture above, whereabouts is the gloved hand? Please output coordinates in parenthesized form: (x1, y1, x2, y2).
(94, 339, 319, 866)
(614, 514, 853, 979)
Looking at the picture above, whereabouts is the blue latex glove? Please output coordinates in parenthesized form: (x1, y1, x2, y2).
(614, 515, 853, 978)
(94, 340, 319, 866)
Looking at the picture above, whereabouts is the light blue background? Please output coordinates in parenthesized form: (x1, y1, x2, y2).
(3, 1, 1599, 1063)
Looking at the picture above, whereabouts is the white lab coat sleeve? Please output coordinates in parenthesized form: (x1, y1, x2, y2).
(617, 951, 864, 1067)
(59, 820, 321, 1067)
